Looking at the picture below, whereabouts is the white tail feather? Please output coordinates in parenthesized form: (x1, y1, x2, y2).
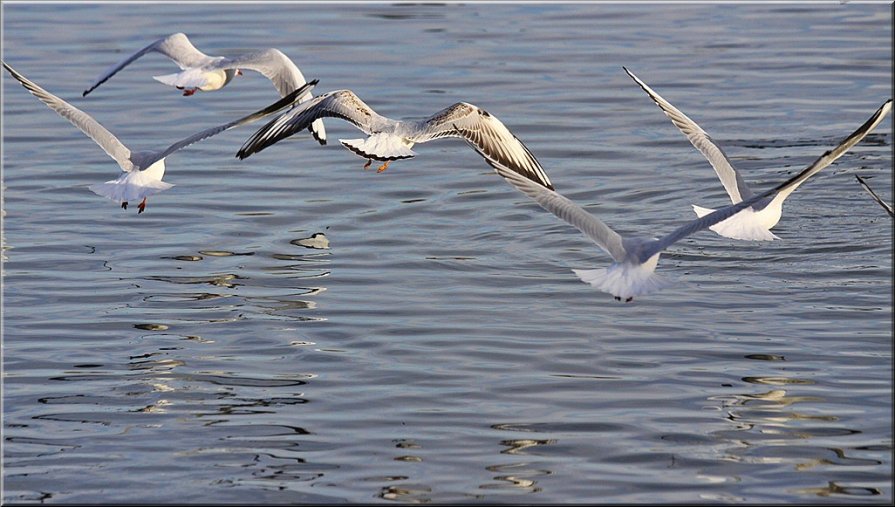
(153, 69, 208, 89)
(88, 172, 174, 204)
(152, 72, 183, 87)
(692, 204, 780, 241)
(340, 134, 415, 161)
(572, 264, 674, 301)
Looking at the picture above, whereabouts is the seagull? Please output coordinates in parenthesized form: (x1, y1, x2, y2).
(855, 175, 893, 217)
(235, 89, 555, 190)
(81, 33, 326, 145)
(491, 110, 895, 301)
(624, 67, 892, 240)
(3, 60, 317, 213)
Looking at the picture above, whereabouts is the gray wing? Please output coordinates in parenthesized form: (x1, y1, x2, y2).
(642, 186, 779, 262)
(83, 33, 213, 96)
(771, 99, 892, 201)
(420, 103, 554, 190)
(237, 89, 378, 159)
(493, 165, 627, 262)
(624, 67, 753, 203)
(148, 79, 318, 165)
(4, 60, 134, 172)
(855, 175, 894, 217)
(213, 48, 305, 97)
(212, 48, 327, 145)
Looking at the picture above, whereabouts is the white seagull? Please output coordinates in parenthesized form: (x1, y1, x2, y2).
(235, 89, 555, 190)
(3, 60, 316, 213)
(624, 67, 892, 240)
(81, 33, 326, 145)
(492, 106, 895, 301)
(854, 175, 893, 217)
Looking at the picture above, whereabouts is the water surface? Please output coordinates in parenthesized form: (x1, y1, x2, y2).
(2, 2, 892, 504)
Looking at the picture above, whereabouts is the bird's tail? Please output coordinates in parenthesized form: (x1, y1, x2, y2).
(572, 266, 673, 301)
(153, 69, 206, 90)
(692, 205, 780, 241)
(340, 134, 415, 162)
(88, 173, 174, 205)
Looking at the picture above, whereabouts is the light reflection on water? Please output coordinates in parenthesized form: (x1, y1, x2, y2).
(3, 2, 892, 504)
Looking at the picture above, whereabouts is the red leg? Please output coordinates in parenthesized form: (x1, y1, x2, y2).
(376, 160, 391, 173)
(182, 88, 197, 96)
(363, 159, 372, 170)
(137, 197, 147, 214)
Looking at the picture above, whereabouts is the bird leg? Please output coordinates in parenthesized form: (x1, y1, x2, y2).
(363, 159, 372, 170)
(121, 201, 128, 210)
(182, 88, 198, 97)
(625, 297, 634, 303)
(376, 160, 391, 173)
(137, 197, 147, 214)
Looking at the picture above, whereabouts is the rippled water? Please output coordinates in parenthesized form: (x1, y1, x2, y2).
(2, 3, 892, 504)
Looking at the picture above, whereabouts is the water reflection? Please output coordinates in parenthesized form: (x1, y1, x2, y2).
(796, 481, 881, 497)
(707, 357, 884, 499)
(378, 484, 432, 503)
(482, 423, 558, 495)
(291, 232, 330, 250)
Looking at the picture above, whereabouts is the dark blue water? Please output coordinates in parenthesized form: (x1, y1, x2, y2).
(3, 3, 891, 503)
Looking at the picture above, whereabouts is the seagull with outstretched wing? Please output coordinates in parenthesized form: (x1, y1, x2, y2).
(4, 60, 317, 213)
(624, 67, 891, 240)
(236, 89, 554, 190)
(82, 33, 326, 144)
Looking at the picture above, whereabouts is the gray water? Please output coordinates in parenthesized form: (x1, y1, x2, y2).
(2, 2, 892, 504)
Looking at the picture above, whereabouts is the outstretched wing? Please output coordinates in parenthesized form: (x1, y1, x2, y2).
(148, 79, 318, 165)
(237, 89, 378, 159)
(213, 48, 327, 145)
(624, 67, 753, 203)
(493, 164, 626, 262)
(4, 60, 134, 172)
(214, 48, 305, 97)
(418, 103, 554, 190)
(644, 100, 892, 261)
(855, 175, 894, 217)
(83, 33, 214, 96)
(643, 187, 778, 263)
(769, 100, 892, 202)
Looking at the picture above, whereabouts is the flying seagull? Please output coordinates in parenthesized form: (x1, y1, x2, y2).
(3, 60, 317, 213)
(81, 33, 326, 145)
(624, 67, 891, 240)
(235, 89, 555, 190)
(491, 105, 894, 301)
(854, 175, 893, 217)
